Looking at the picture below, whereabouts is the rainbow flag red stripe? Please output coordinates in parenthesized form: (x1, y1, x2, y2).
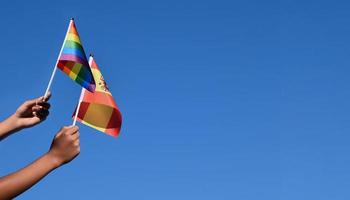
(73, 56, 122, 137)
(57, 19, 95, 92)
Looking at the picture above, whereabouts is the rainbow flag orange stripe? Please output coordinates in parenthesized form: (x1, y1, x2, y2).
(73, 56, 122, 136)
(57, 19, 95, 92)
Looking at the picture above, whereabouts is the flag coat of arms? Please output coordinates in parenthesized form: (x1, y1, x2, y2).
(73, 56, 122, 137)
(57, 19, 95, 92)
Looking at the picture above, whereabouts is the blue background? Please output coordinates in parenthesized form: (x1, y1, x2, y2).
(1, 0, 350, 199)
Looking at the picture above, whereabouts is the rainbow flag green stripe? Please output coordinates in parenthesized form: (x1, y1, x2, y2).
(57, 20, 95, 92)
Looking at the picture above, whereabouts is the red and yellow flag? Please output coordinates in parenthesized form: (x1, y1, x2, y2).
(73, 55, 122, 137)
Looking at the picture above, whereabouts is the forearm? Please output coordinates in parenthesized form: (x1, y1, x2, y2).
(0, 115, 21, 141)
(0, 153, 60, 200)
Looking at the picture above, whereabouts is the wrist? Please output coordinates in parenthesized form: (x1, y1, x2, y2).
(7, 114, 23, 131)
(44, 152, 63, 169)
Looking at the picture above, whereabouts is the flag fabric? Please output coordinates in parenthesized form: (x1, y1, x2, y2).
(57, 19, 95, 92)
(73, 56, 122, 137)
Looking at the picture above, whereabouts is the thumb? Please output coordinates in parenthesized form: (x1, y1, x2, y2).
(23, 96, 45, 108)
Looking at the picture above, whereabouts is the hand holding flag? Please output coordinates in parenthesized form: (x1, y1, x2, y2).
(14, 92, 51, 128)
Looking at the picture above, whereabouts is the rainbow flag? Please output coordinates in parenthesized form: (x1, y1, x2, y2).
(72, 56, 122, 137)
(57, 19, 95, 92)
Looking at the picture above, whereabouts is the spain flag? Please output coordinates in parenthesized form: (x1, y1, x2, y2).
(73, 55, 122, 137)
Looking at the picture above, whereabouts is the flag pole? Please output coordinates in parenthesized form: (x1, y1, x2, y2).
(44, 18, 74, 98)
(73, 87, 85, 126)
(72, 55, 93, 125)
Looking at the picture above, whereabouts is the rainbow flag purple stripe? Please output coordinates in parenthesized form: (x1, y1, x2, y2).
(57, 19, 95, 92)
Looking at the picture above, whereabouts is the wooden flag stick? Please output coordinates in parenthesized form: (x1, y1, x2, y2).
(44, 18, 74, 98)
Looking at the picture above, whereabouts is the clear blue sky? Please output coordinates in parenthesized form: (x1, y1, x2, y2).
(1, 0, 350, 199)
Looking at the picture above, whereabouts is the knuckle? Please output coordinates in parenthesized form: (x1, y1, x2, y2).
(64, 131, 71, 136)
(73, 126, 79, 131)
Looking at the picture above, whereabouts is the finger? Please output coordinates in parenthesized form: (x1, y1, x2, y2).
(26, 116, 41, 125)
(71, 132, 80, 140)
(32, 103, 51, 114)
(25, 94, 49, 107)
(32, 104, 49, 110)
(27, 92, 51, 107)
(35, 110, 49, 119)
(37, 109, 49, 116)
(23, 98, 40, 108)
(32, 105, 41, 112)
(74, 140, 80, 146)
(68, 126, 79, 135)
(36, 102, 51, 110)
(35, 115, 46, 121)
